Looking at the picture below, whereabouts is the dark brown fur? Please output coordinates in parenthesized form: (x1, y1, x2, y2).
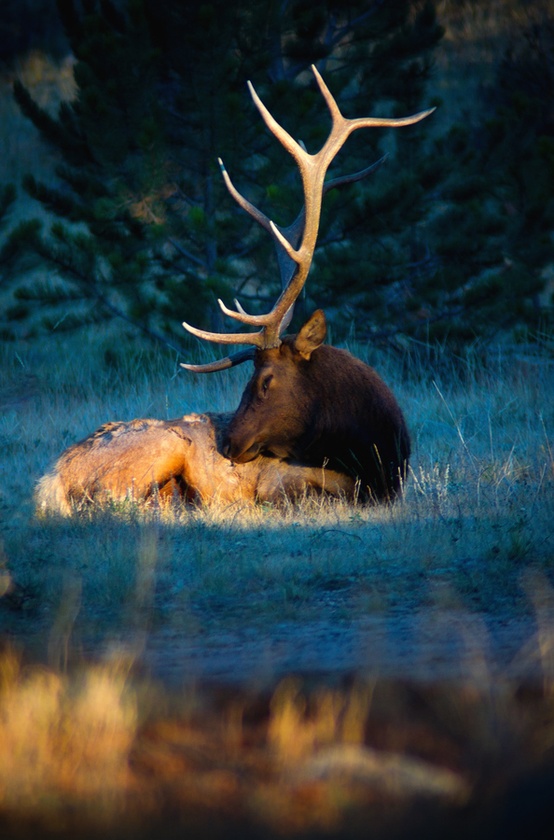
(35, 412, 356, 516)
(223, 311, 410, 503)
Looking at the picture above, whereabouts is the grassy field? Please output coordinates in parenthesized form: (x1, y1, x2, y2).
(1, 327, 553, 837)
(1, 3, 553, 833)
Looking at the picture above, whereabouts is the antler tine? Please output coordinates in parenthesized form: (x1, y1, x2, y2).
(218, 158, 272, 237)
(214, 91, 312, 342)
(231, 68, 435, 345)
(218, 157, 299, 317)
(312, 63, 435, 138)
(182, 317, 267, 348)
(247, 80, 306, 169)
(324, 153, 388, 191)
(180, 346, 255, 373)
(182, 66, 435, 371)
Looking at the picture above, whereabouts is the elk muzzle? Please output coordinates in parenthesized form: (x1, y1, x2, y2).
(222, 435, 262, 463)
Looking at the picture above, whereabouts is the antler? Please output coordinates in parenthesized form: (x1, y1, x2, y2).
(182, 65, 434, 373)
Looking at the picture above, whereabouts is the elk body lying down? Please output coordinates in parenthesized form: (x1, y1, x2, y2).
(35, 412, 356, 517)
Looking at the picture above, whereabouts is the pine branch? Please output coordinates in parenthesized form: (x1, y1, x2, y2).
(13, 81, 89, 164)
(94, 292, 187, 356)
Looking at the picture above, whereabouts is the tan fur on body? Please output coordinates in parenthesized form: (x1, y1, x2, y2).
(35, 413, 356, 517)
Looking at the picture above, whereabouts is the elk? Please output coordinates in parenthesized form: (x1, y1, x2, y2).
(35, 67, 431, 515)
(35, 412, 356, 517)
(182, 66, 433, 502)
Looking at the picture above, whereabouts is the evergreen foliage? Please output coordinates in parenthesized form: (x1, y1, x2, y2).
(4, 0, 444, 349)
(3, 0, 552, 350)
(413, 12, 554, 346)
(0, 0, 67, 67)
(0, 184, 17, 268)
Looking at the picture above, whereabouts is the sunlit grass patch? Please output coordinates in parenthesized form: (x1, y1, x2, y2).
(0, 649, 136, 825)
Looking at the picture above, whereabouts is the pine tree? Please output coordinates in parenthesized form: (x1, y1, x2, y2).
(7, 0, 187, 345)
(412, 8, 554, 346)
(5, 0, 443, 349)
(0, 184, 17, 268)
(0, 0, 66, 68)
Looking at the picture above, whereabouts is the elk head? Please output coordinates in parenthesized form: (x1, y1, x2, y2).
(181, 66, 432, 497)
(221, 308, 328, 462)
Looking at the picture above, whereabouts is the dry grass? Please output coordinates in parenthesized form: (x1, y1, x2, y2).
(0, 650, 136, 824)
(1, 636, 554, 838)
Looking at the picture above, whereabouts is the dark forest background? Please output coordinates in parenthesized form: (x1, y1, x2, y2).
(0, 0, 553, 356)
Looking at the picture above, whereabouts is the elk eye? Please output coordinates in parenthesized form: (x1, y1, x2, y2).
(261, 374, 273, 396)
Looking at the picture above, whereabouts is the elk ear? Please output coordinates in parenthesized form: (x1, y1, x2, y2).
(293, 310, 327, 360)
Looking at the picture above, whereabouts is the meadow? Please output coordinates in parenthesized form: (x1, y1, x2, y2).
(1, 2, 554, 833)
(1, 326, 553, 837)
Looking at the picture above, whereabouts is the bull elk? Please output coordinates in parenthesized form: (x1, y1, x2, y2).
(35, 413, 356, 516)
(35, 67, 432, 515)
(182, 66, 433, 502)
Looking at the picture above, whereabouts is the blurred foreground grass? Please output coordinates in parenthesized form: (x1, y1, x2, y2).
(2, 639, 554, 839)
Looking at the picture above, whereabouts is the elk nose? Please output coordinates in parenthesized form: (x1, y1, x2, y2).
(222, 439, 231, 458)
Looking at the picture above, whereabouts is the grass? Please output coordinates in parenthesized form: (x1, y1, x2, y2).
(0, 304, 553, 840)
(1, 327, 552, 665)
(0, 649, 136, 826)
(0, 6, 553, 833)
